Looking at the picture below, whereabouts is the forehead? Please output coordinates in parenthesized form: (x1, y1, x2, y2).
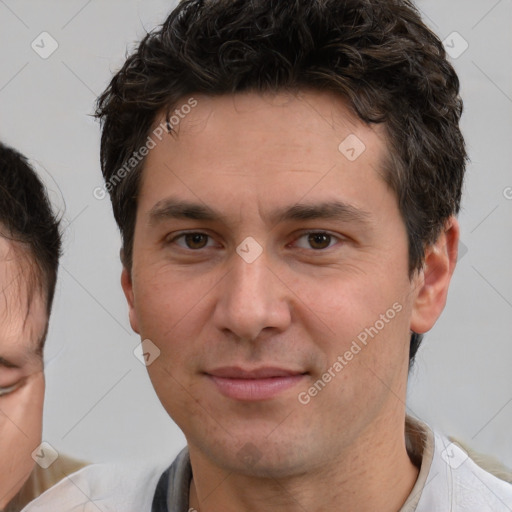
(138, 91, 391, 218)
(155, 90, 387, 162)
(0, 237, 47, 361)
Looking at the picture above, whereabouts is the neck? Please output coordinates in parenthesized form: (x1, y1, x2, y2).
(188, 412, 420, 512)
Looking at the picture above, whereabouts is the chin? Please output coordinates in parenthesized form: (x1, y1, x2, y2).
(205, 433, 317, 479)
(231, 452, 313, 480)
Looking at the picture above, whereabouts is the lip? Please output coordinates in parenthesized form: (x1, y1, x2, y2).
(206, 367, 306, 401)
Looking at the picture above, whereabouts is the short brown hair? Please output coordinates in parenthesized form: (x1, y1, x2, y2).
(0, 142, 62, 315)
(96, 0, 467, 364)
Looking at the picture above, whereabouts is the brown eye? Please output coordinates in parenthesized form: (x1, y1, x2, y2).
(307, 233, 332, 250)
(184, 233, 209, 249)
(166, 231, 217, 251)
(292, 231, 341, 251)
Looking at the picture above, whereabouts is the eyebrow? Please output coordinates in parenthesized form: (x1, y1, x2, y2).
(148, 198, 372, 227)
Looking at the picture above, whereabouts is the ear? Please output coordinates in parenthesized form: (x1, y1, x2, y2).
(120, 249, 140, 335)
(410, 217, 460, 334)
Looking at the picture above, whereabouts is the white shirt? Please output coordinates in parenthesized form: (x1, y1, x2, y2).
(22, 418, 512, 512)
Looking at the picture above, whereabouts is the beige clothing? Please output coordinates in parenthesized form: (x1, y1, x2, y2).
(22, 417, 512, 511)
(4, 454, 87, 512)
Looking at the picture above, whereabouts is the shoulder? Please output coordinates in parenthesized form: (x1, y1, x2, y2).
(21, 460, 169, 512)
(420, 428, 512, 511)
(9, 454, 88, 511)
(449, 442, 512, 511)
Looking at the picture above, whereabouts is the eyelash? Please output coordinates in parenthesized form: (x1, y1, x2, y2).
(167, 230, 342, 252)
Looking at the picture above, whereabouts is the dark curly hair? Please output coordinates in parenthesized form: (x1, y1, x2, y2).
(0, 142, 62, 317)
(96, 0, 467, 366)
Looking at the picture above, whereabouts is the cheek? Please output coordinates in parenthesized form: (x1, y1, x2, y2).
(0, 373, 44, 506)
(300, 271, 413, 395)
(294, 270, 406, 338)
(312, 298, 412, 412)
(134, 265, 197, 324)
(133, 266, 219, 349)
(134, 271, 206, 393)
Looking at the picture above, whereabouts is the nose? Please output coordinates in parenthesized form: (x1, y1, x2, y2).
(212, 246, 292, 342)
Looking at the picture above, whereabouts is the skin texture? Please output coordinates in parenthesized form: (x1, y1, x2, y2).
(122, 91, 459, 511)
(0, 237, 46, 510)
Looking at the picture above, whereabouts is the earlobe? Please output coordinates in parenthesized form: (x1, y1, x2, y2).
(410, 217, 460, 334)
(121, 266, 140, 334)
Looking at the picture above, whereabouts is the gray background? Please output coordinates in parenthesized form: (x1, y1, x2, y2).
(0, 0, 511, 469)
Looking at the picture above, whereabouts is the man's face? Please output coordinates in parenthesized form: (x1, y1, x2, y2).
(0, 238, 46, 508)
(123, 91, 435, 476)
